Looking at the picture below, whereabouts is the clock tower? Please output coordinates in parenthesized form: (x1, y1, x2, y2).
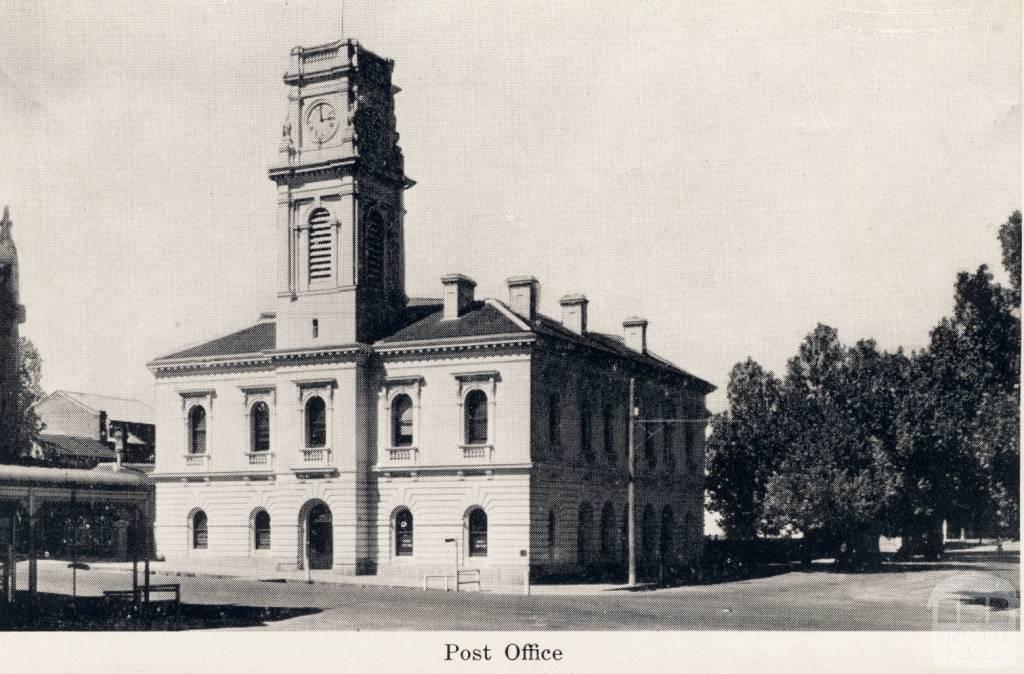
(269, 40, 413, 349)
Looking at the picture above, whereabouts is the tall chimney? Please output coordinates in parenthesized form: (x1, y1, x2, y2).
(623, 317, 648, 354)
(441, 274, 476, 319)
(560, 294, 588, 334)
(506, 276, 539, 321)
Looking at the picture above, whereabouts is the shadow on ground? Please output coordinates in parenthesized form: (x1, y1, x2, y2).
(954, 591, 1019, 612)
(942, 551, 1020, 564)
(601, 549, 1021, 590)
(0, 593, 322, 630)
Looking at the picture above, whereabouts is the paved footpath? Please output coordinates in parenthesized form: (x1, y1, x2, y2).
(14, 547, 1018, 631)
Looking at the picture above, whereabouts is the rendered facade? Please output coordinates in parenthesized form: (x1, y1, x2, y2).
(148, 40, 714, 587)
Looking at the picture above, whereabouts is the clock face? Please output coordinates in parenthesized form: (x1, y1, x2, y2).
(305, 100, 339, 144)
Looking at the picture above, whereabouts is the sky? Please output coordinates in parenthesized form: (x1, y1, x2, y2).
(0, 0, 1020, 414)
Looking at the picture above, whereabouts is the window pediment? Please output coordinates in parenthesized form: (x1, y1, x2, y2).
(241, 385, 276, 413)
(179, 389, 215, 417)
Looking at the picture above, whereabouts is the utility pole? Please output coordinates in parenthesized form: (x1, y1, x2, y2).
(627, 377, 637, 586)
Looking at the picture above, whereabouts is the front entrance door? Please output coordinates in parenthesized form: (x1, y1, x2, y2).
(307, 503, 333, 570)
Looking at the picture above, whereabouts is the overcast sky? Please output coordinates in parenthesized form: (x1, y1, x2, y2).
(0, 0, 1019, 413)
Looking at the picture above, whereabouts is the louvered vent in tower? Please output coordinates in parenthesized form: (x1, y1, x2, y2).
(308, 208, 333, 282)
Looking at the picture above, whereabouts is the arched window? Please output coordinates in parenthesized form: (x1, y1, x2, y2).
(464, 390, 488, 445)
(307, 207, 333, 282)
(391, 394, 414, 447)
(253, 510, 271, 551)
(579, 397, 593, 461)
(548, 393, 561, 450)
(641, 504, 656, 578)
(250, 402, 270, 452)
(394, 508, 413, 556)
(600, 502, 616, 559)
(602, 403, 615, 462)
(468, 508, 488, 557)
(577, 503, 593, 567)
(660, 506, 675, 572)
(685, 403, 699, 466)
(192, 510, 208, 550)
(547, 509, 556, 560)
(662, 403, 676, 469)
(305, 396, 326, 448)
(643, 407, 657, 469)
(188, 406, 206, 454)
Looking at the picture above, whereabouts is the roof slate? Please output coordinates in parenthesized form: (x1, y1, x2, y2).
(377, 301, 525, 343)
(151, 298, 714, 391)
(157, 321, 276, 360)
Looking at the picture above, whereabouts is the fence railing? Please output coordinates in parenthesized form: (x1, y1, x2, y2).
(423, 568, 482, 592)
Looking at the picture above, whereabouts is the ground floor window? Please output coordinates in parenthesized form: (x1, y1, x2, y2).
(547, 509, 556, 560)
(577, 502, 593, 567)
(468, 508, 488, 557)
(192, 510, 208, 550)
(600, 502, 616, 559)
(395, 508, 414, 556)
(254, 510, 271, 551)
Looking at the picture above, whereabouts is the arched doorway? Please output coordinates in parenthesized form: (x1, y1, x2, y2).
(660, 506, 674, 582)
(641, 504, 656, 581)
(599, 502, 616, 580)
(301, 501, 333, 570)
(577, 503, 593, 572)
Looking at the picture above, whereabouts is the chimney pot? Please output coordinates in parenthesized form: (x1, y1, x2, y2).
(441, 274, 476, 319)
(559, 294, 589, 334)
(623, 317, 649, 354)
(506, 275, 540, 321)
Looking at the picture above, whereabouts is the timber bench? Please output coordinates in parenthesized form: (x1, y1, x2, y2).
(103, 583, 181, 606)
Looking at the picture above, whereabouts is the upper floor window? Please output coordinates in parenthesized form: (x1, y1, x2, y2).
(305, 396, 327, 448)
(602, 403, 615, 462)
(464, 390, 488, 445)
(579, 397, 593, 462)
(663, 403, 676, 469)
(643, 406, 657, 469)
(391, 394, 414, 447)
(307, 207, 333, 282)
(250, 402, 270, 452)
(394, 508, 414, 557)
(686, 403, 700, 466)
(548, 393, 562, 450)
(468, 508, 488, 557)
(191, 510, 208, 550)
(188, 406, 207, 455)
(253, 510, 271, 551)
